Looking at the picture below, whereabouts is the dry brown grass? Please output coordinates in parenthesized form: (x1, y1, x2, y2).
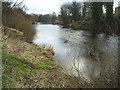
(3, 8, 36, 42)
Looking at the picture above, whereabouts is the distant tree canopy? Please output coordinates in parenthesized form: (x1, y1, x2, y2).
(37, 12, 57, 24)
(67, 2, 81, 21)
(90, 2, 103, 25)
(60, 1, 115, 24)
(82, 2, 91, 20)
(104, 2, 114, 23)
(2, 0, 119, 34)
(60, 4, 70, 27)
(90, 2, 114, 25)
(60, 2, 82, 27)
(59, 1, 118, 34)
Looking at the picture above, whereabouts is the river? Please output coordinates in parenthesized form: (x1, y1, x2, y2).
(33, 23, 118, 85)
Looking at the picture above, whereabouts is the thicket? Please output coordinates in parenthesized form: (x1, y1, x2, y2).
(2, 1, 35, 41)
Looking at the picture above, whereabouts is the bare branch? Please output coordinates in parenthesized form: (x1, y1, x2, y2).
(11, 0, 25, 9)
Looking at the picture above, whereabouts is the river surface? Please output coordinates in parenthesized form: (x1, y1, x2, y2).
(33, 23, 118, 84)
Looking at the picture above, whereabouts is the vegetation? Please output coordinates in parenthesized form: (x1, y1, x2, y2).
(2, 1, 35, 42)
(37, 12, 59, 24)
(2, 27, 99, 88)
(105, 2, 114, 23)
(1, 0, 119, 88)
(2, 52, 35, 88)
(81, 2, 90, 21)
(70, 21, 81, 30)
(60, 4, 70, 27)
(67, 2, 81, 21)
(90, 2, 103, 26)
(2, 50, 59, 88)
(60, 2, 81, 27)
(59, 1, 119, 35)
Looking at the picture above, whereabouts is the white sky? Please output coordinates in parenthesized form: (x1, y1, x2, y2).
(25, 0, 120, 15)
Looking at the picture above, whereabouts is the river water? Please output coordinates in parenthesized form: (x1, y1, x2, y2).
(33, 23, 118, 84)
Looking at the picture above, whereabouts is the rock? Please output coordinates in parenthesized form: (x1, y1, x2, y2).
(83, 42, 87, 44)
(89, 52, 95, 57)
(64, 40, 68, 43)
(28, 41, 33, 43)
(52, 52, 55, 55)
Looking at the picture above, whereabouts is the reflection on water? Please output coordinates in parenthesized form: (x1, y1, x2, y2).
(33, 23, 118, 84)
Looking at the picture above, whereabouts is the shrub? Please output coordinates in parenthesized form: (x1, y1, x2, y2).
(70, 21, 81, 30)
(2, 3, 35, 42)
(9, 10, 35, 41)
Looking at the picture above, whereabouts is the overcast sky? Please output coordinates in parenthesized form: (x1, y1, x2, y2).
(25, 0, 120, 15)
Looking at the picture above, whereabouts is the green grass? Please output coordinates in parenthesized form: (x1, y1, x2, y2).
(2, 52, 58, 88)
(2, 52, 35, 88)
(36, 60, 57, 70)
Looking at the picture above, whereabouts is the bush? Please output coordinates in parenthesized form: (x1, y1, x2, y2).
(2, 3, 35, 42)
(70, 21, 81, 30)
(10, 10, 35, 41)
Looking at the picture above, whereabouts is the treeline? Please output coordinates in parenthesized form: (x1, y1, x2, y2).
(31, 12, 61, 24)
(2, 1, 35, 41)
(38, 12, 59, 24)
(59, 1, 120, 34)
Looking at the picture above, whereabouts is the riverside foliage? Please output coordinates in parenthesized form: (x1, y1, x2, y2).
(60, 1, 119, 34)
(2, 1, 35, 41)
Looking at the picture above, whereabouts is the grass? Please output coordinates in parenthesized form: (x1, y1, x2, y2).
(2, 52, 34, 88)
(36, 60, 57, 70)
(2, 27, 98, 88)
(2, 51, 58, 88)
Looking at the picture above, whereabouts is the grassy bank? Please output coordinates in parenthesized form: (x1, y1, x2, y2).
(2, 27, 58, 88)
(2, 27, 97, 88)
(2, 26, 119, 88)
(2, 52, 58, 88)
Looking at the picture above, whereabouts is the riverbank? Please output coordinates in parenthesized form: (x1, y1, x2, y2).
(62, 21, 119, 35)
(2, 27, 99, 88)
